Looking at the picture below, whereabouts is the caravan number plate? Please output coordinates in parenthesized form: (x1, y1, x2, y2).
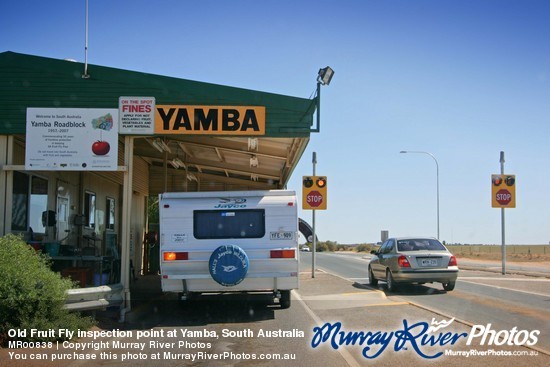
(270, 232, 294, 240)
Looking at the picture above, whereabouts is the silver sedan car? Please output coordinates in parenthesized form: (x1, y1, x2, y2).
(368, 237, 458, 291)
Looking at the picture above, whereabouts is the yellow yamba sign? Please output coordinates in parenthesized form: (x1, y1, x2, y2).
(155, 105, 265, 135)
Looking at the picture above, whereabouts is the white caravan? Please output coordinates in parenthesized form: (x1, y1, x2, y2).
(159, 190, 299, 308)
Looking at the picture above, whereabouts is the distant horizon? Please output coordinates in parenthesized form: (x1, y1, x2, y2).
(300, 241, 550, 247)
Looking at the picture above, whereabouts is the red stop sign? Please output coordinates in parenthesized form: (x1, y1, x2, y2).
(496, 189, 512, 205)
(306, 190, 323, 208)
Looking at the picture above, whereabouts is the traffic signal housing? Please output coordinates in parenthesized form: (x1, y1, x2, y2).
(491, 174, 516, 208)
(302, 176, 327, 210)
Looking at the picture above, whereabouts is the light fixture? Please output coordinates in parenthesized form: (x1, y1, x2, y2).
(317, 66, 334, 86)
(147, 138, 164, 153)
(170, 158, 186, 169)
(153, 140, 164, 152)
(248, 138, 258, 151)
(173, 157, 186, 169)
(149, 138, 172, 153)
(156, 139, 172, 153)
(186, 173, 198, 182)
(251, 174, 259, 182)
(250, 155, 259, 167)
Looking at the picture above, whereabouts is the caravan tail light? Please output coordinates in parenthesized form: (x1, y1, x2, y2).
(270, 249, 295, 259)
(163, 252, 188, 261)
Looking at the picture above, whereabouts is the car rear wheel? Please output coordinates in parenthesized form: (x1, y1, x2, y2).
(386, 269, 398, 292)
(368, 266, 378, 286)
(442, 281, 456, 291)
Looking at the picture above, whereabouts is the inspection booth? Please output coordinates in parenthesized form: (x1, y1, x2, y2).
(0, 51, 318, 312)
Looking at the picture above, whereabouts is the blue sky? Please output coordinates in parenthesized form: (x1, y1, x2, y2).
(2, 0, 549, 244)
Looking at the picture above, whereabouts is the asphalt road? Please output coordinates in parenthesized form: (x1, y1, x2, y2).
(2, 252, 549, 367)
(299, 251, 550, 352)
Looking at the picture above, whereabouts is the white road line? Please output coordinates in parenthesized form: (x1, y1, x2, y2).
(459, 276, 550, 282)
(458, 279, 550, 297)
(325, 254, 372, 262)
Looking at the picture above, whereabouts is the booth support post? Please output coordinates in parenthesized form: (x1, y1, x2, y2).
(119, 136, 134, 321)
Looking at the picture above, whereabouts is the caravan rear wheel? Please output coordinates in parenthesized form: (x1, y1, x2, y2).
(279, 290, 291, 309)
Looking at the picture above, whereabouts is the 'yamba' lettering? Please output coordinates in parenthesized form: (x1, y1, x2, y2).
(156, 106, 264, 135)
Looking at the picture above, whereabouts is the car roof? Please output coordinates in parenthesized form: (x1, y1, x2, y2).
(389, 237, 439, 241)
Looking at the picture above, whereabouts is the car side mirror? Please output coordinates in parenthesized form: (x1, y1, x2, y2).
(370, 250, 378, 255)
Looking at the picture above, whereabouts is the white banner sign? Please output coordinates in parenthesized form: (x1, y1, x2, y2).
(119, 96, 155, 134)
(25, 108, 119, 171)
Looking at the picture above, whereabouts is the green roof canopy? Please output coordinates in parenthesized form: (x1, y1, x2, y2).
(0, 52, 317, 191)
(0, 51, 315, 137)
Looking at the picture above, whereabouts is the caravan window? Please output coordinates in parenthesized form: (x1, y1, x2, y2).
(194, 209, 265, 239)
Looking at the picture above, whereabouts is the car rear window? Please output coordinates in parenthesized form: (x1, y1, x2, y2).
(194, 209, 265, 239)
(397, 239, 446, 251)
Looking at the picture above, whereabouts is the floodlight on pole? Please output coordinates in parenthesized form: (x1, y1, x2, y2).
(311, 66, 334, 133)
(317, 66, 335, 86)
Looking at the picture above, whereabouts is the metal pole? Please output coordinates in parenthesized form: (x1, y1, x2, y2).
(400, 151, 440, 239)
(312, 152, 317, 278)
(310, 81, 321, 132)
(434, 155, 440, 239)
(120, 136, 134, 321)
(315, 82, 321, 132)
(82, 0, 90, 78)
(500, 151, 506, 275)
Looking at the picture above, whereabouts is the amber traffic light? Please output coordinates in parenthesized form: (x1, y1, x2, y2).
(302, 176, 327, 210)
(491, 174, 516, 208)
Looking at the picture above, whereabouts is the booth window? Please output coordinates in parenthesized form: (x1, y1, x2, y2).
(11, 171, 48, 233)
(106, 197, 115, 231)
(84, 191, 96, 229)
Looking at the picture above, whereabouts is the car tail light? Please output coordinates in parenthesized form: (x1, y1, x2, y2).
(398, 255, 411, 268)
(270, 249, 295, 259)
(448, 255, 457, 267)
(163, 252, 188, 261)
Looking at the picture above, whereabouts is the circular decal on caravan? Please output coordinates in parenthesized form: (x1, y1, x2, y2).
(209, 245, 249, 287)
